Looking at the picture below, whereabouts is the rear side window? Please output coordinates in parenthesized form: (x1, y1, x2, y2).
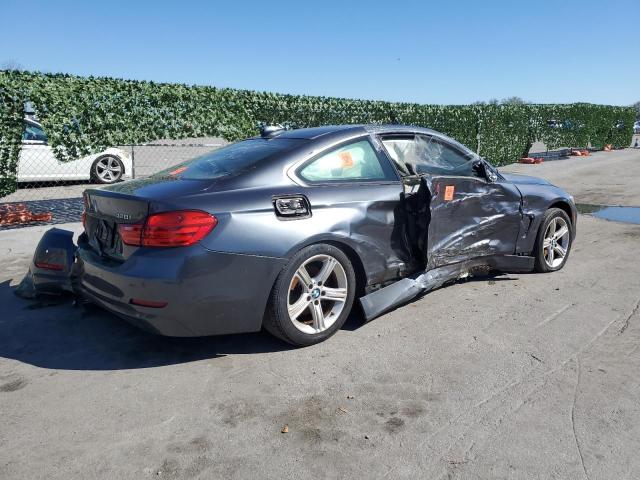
(299, 139, 395, 183)
(177, 138, 303, 180)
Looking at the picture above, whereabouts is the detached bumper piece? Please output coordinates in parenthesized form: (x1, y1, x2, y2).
(359, 255, 534, 321)
(15, 228, 78, 299)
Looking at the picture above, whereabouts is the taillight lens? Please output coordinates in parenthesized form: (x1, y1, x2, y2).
(118, 210, 217, 247)
(118, 223, 144, 245)
(81, 193, 88, 228)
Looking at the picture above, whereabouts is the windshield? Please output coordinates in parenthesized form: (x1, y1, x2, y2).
(163, 138, 305, 180)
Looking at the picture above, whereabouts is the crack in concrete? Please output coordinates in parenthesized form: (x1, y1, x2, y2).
(571, 358, 589, 480)
(419, 302, 632, 477)
(537, 303, 572, 328)
(619, 297, 640, 335)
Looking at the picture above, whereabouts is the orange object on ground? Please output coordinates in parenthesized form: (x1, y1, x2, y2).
(571, 149, 590, 157)
(0, 204, 53, 225)
(604, 144, 613, 152)
(519, 157, 544, 164)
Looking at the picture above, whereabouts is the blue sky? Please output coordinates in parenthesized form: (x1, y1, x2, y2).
(1, 0, 637, 105)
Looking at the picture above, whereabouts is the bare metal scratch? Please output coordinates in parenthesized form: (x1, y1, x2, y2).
(571, 358, 589, 479)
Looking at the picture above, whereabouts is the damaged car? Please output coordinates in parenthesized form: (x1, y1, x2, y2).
(26, 125, 577, 346)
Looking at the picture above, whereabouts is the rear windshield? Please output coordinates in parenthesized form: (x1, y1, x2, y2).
(170, 138, 304, 180)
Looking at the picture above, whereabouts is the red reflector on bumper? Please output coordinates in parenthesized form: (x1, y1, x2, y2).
(35, 261, 64, 271)
(129, 298, 168, 308)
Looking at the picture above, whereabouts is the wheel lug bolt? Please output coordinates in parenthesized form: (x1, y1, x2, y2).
(306, 296, 311, 301)
(318, 281, 322, 286)
(321, 291, 326, 296)
(314, 300, 319, 305)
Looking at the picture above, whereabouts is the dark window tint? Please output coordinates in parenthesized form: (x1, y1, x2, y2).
(176, 138, 304, 180)
(23, 122, 48, 142)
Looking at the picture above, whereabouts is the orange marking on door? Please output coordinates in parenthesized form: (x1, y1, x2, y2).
(444, 185, 455, 201)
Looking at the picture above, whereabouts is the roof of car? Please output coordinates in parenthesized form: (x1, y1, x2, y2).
(274, 125, 366, 139)
(273, 124, 440, 140)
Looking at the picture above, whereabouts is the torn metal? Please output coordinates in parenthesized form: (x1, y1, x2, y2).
(360, 166, 534, 321)
(360, 255, 533, 321)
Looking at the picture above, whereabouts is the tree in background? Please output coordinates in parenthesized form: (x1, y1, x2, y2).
(633, 101, 640, 120)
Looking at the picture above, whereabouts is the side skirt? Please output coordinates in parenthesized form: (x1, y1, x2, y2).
(359, 255, 534, 321)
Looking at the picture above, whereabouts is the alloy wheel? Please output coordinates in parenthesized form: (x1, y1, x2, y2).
(95, 156, 122, 183)
(287, 254, 348, 334)
(543, 216, 570, 268)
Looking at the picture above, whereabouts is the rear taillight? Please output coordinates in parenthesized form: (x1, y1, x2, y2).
(118, 223, 144, 245)
(81, 193, 88, 228)
(118, 210, 217, 247)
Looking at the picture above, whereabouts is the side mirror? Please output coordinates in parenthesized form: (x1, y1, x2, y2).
(473, 160, 498, 182)
(485, 164, 498, 183)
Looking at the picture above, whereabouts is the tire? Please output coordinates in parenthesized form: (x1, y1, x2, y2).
(264, 243, 356, 347)
(534, 208, 573, 273)
(92, 155, 124, 184)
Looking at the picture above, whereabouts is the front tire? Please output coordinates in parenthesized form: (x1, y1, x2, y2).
(92, 155, 124, 184)
(534, 208, 573, 273)
(264, 244, 356, 347)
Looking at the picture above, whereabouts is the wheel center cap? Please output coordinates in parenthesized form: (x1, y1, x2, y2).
(311, 288, 321, 299)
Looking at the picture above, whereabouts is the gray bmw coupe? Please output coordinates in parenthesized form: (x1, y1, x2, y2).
(70, 125, 576, 346)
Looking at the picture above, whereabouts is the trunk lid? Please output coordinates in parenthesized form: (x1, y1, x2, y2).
(84, 189, 149, 261)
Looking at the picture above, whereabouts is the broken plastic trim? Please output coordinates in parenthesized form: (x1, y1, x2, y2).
(359, 255, 533, 321)
(15, 228, 78, 299)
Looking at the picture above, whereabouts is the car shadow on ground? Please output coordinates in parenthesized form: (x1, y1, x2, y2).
(0, 273, 519, 371)
(0, 279, 294, 371)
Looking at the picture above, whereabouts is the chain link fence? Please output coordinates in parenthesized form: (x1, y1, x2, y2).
(0, 140, 225, 229)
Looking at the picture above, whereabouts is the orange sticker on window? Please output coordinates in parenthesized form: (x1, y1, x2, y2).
(444, 185, 455, 201)
(339, 151, 354, 168)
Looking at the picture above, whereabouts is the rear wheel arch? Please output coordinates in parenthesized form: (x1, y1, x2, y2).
(271, 238, 367, 305)
(324, 240, 367, 297)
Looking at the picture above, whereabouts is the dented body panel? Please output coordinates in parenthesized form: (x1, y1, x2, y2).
(20, 124, 577, 336)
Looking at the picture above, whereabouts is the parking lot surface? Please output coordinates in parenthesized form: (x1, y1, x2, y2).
(1, 148, 639, 479)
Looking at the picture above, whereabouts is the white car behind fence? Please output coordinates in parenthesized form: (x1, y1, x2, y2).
(18, 119, 132, 184)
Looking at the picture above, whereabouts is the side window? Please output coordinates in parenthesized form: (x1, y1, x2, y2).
(22, 123, 48, 143)
(299, 139, 393, 183)
(380, 137, 413, 176)
(382, 135, 476, 177)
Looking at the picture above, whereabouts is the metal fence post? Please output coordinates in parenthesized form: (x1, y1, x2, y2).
(130, 145, 136, 179)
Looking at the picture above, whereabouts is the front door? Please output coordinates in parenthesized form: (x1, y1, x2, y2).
(380, 133, 522, 269)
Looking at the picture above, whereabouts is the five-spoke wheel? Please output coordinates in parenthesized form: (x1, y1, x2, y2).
(92, 155, 124, 184)
(287, 254, 349, 334)
(535, 208, 573, 272)
(264, 244, 356, 346)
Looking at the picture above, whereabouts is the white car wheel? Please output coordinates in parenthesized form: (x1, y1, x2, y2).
(92, 155, 124, 184)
